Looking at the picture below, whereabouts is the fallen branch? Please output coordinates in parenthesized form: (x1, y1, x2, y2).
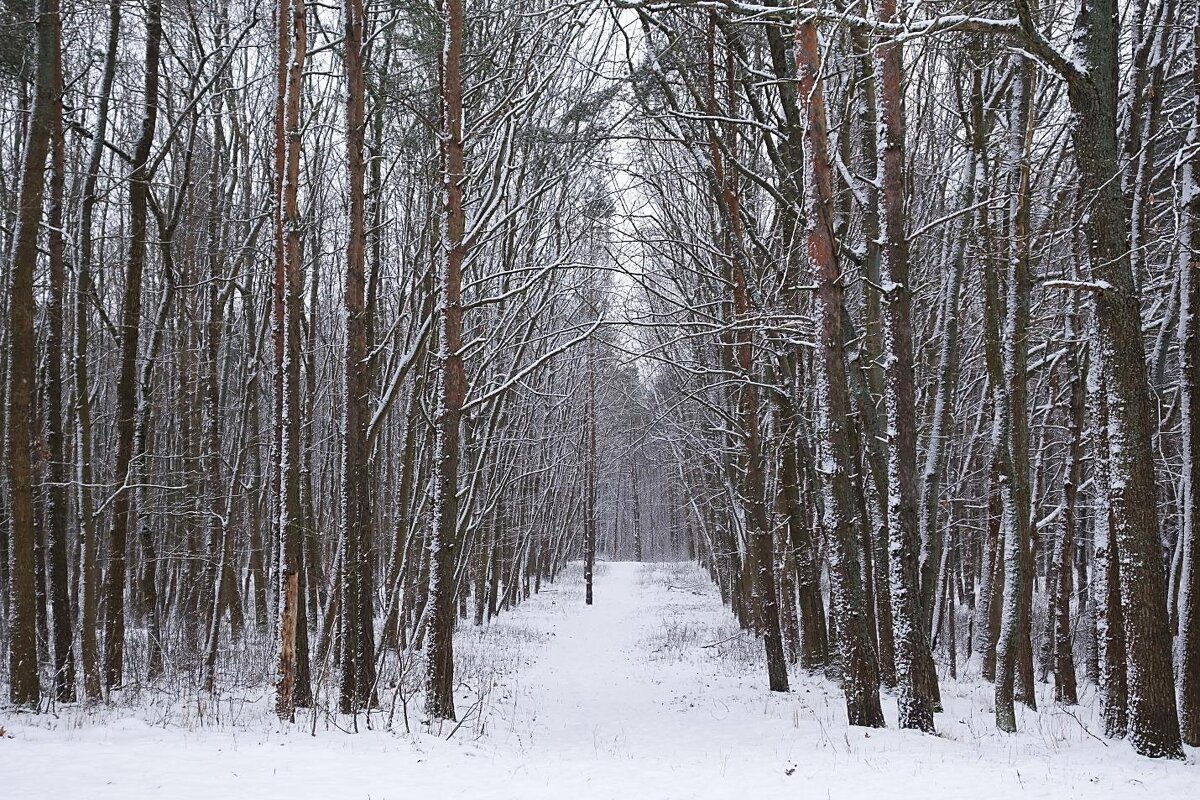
(1058, 706, 1108, 747)
(700, 633, 747, 649)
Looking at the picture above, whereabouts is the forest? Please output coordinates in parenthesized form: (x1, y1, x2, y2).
(1, 0, 1199, 794)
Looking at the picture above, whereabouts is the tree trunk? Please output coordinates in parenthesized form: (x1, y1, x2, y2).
(338, 0, 378, 714)
(995, 54, 1037, 733)
(103, 0, 161, 693)
(425, 0, 467, 722)
(275, 0, 313, 715)
(74, 0, 121, 702)
(1054, 309, 1085, 706)
(1176, 18, 1200, 747)
(45, 0, 75, 702)
(5, 0, 60, 709)
(795, 10, 882, 727)
(1061, 0, 1182, 758)
(585, 341, 597, 605)
(875, 0, 934, 732)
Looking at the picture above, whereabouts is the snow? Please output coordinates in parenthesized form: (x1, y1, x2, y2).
(3, 561, 1196, 798)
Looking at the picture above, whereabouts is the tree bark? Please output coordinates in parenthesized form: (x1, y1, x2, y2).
(339, 0, 378, 713)
(1176, 18, 1200, 747)
(275, 0, 313, 716)
(874, 0, 934, 732)
(45, 0, 75, 702)
(103, 0, 161, 693)
(5, 0, 59, 709)
(74, 0, 121, 702)
(1058, 0, 1183, 758)
(995, 54, 1037, 733)
(795, 9, 883, 727)
(585, 340, 597, 606)
(426, 0, 467, 722)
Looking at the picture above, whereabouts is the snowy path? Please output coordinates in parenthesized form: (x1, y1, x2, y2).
(4, 561, 1196, 799)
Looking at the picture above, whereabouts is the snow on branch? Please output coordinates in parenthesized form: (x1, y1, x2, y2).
(1041, 279, 1114, 292)
(613, 0, 1082, 83)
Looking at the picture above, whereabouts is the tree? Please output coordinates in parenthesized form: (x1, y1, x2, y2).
(794, 7, 883, 728)
(1047, 0, 1183, 758)
(1177, 14, 1200, 747)
(102, 0, 161, 692)
(425, 0, 468, 723)
(44, 0, 74, 703)
(276, 0, 313, 719)
(585, 339, 597, 606)
(994, 51, 1037, 735)
(74, 0, 121, 703)
(338, 0, 378, 714)
(5, 0, 59, 709)
(875, 0, 934, 733)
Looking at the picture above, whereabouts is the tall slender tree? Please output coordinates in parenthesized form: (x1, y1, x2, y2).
(276, 0, 313, 719)
(44, 0, 74, 703)
(5, 0, 60, 709)
(794, 7, 883, 728)
(339, 0, 378, 713)
(425, 0, 468, 722)
(874, 0, 934, 733)
(103, 0, 161, 692)
(1176, 14, 1200, 748)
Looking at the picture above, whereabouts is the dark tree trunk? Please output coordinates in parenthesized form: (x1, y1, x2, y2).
(779, 406, 827, 669)
(104, 0, 160, 692)
(1054, 312, 1085, 706)
(45, 0, 75, 702)
(1058, 0, 1182, 758)
(426, 0, 467, 722)
(339, 0, 378, 714)
(1176, 18, 1200, 747)
(5, 0, 60, 710)
(74, 0, 121, 702)
(585, 341, 597, 605)
(995, 55, 1037, 733)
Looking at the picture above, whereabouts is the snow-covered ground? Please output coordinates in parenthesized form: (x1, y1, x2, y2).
(3, 561, 1196, 798)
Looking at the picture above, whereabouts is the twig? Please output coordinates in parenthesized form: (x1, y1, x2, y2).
(701, 633, 746, 649)
(1059, 706, 1108, 747)
(445, 692, 486, 741)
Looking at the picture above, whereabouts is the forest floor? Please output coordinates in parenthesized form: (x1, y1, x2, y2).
(3, 560, 1196, 799)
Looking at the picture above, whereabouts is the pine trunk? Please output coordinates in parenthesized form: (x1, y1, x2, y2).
(795, 11, 883, 727)
(426, 0, 467, 722)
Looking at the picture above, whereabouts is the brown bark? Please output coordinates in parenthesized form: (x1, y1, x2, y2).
(426, 0, 467, 722)
(103, 0, 161, 692)
(5, 0, 59, 709)
(795, 10, 882, 727)
(339, 0, 378, 712)
(276, 569, 299, 720)
(275, 0, 313, 715)
(707, 15, 788, 693)
(45, 0, 75, 702)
